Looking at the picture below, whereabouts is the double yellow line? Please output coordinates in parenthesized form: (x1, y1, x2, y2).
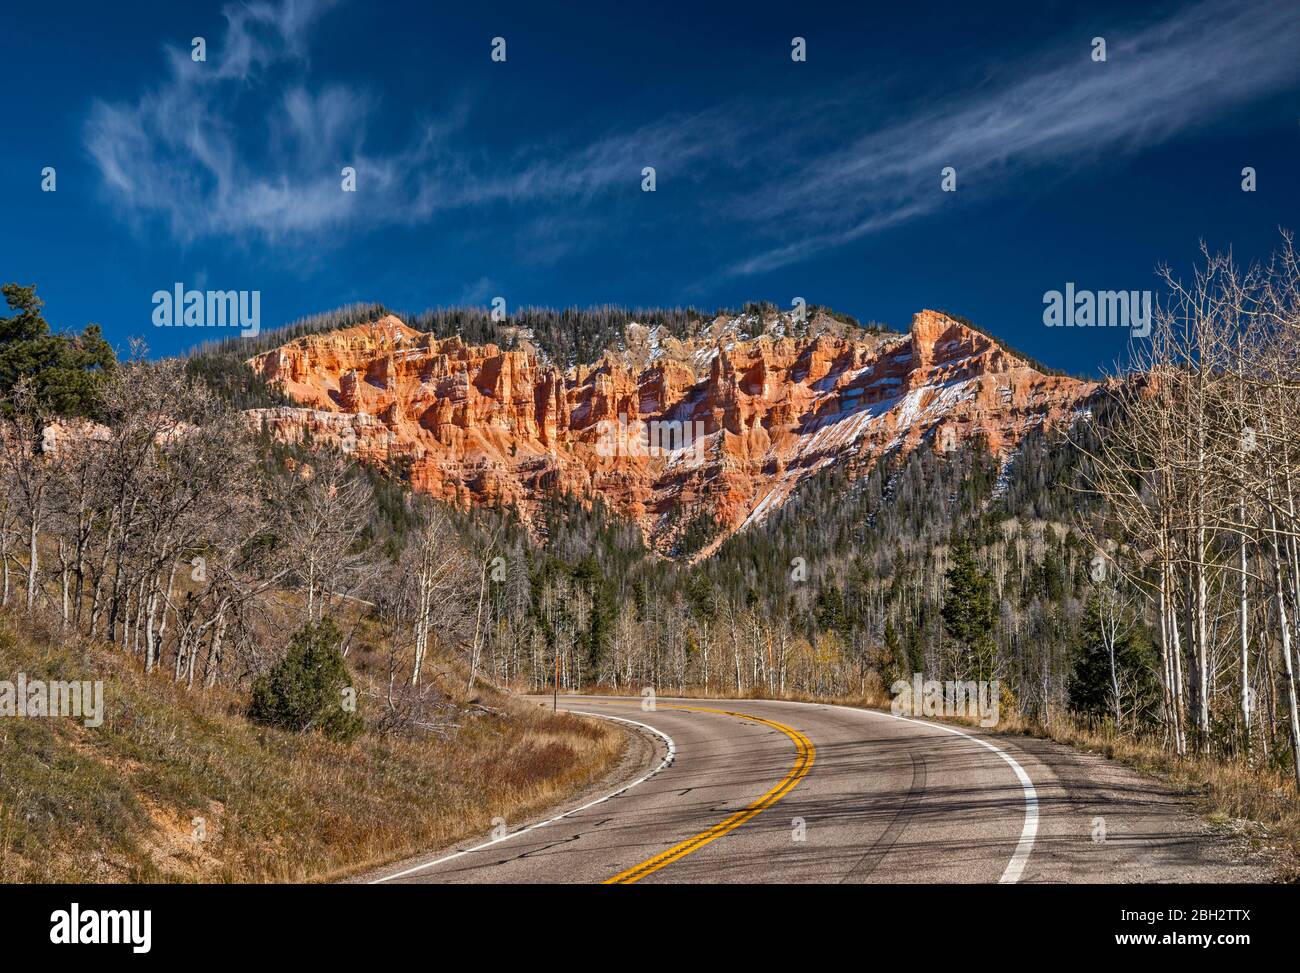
(595, 703, 816, 884)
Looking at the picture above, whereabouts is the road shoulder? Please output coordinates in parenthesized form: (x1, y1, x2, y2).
(341, 708, 661, 884)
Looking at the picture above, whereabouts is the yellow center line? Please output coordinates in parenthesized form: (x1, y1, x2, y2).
(576, 701, 816, 885)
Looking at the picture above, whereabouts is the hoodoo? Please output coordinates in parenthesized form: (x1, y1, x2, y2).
(245, 309, 1099, 555)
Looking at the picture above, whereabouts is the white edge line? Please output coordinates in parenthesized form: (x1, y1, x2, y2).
(600, 695, 1037, 885)
(865, 708, 1038, 884)
(368, 710, 676, 884)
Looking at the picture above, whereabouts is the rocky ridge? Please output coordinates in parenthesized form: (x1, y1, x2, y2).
(244, 308, 1099, 555)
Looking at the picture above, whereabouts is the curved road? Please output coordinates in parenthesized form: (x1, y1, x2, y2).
(364, 696, 1268, 884)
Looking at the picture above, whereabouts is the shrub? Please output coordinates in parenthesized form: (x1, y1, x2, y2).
(249, 618, 363, 742)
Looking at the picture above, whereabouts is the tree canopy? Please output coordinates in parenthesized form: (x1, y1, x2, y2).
(0, 283, 116, 418)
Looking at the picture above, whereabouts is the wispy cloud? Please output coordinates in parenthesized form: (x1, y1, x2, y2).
(723, 0, 1300, 276)
(84, 0, 749, 247)
(85, 0, 1300, 275)
(86, 0, 358, 241)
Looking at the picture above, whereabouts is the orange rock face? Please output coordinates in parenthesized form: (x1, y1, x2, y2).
(244, 311, 1098, 555)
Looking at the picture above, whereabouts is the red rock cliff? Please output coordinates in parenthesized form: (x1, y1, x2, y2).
(244, 311, 1097, 555)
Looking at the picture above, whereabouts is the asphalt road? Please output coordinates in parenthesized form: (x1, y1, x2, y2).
(362, 696, 1270, 884)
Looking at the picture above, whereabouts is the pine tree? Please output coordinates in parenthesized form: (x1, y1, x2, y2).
(942, 538, 998, 681)
(574, 555, 615, 672)
(249, 618, 363, 742)
(0, 284, 116, 418)
(1067, 593, 1161, 729)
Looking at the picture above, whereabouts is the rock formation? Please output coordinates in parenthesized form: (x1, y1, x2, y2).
(244, 310, 1099, 555)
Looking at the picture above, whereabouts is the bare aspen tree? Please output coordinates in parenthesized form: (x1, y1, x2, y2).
(465, 530, 494, 694)
(286, 450, 375, 622)
(1083, 234, 1300, 786)
(0, 382, 55, 613)
(404, 501, 468, 686)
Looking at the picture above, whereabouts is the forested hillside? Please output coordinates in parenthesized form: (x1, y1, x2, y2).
(174, 271, 1295, 791)
(463, 420, 1125, 720)
(5, 236, 1300, 874)
(0, 285, 624, 882)
(139, 295, 1124, 729)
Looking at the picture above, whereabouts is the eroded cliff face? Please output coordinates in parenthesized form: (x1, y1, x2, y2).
(244, 309, 1098, 555)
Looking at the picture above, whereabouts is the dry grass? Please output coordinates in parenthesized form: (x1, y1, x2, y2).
(0, 615, 623, 883)
(1005, 715, 1300, 880)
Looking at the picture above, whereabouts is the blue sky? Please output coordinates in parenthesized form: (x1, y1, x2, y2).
(1, 0, 1296, 374)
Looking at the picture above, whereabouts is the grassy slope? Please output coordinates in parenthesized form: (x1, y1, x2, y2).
(0, 614, 622, 883)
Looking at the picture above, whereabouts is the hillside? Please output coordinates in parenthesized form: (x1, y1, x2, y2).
(0, 612, 622, 882)
(9, 264, 1299, 886)
(242, 308, 1100, 556)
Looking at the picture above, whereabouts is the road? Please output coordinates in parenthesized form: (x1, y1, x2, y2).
(362, 696, 1270, 884)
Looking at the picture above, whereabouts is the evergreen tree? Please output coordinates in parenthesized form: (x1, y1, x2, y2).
(815, 586, 849, 642)
(574, 555, 615, 672)
(0, 284, 115, 418)
(883, 620, 908, 681)
(686, 571, 716, 622)
(941, 539, 998, 680)
(249, 618, 363, 742)
(1067, 594, 1161, 729)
